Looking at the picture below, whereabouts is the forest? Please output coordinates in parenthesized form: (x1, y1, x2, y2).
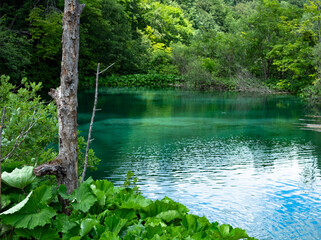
(1, 0, 321, 102)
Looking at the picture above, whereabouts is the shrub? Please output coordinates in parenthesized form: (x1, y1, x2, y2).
(0, 166, 257, 240)
(81, 74, 184, 88)
(0, 75, 100, 174)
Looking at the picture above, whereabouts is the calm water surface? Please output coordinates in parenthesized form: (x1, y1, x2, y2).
(78, 88, 321, 240)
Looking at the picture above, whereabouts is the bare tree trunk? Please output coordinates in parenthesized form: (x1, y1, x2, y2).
(34, 0, 85, 196)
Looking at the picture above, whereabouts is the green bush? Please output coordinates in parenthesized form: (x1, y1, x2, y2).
(0, 75, 58, 170)
(0, 75, 100, 174)
(0, 166, 257, 240)
(81, 74, 184, 88)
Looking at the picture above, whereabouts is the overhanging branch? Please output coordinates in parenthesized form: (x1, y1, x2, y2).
(33, 157, 65, 177)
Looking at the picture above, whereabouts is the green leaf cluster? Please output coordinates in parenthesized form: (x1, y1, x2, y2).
(0, 75, 100, 174)
(0, 75, 58, 170)
(3, 0, 321, 100)
(0, 26, 31, 83)
(0, 171, 256, 240)
(81, 74, 184, 88)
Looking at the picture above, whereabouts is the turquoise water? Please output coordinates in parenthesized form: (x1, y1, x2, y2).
(78, 88, 321, 240)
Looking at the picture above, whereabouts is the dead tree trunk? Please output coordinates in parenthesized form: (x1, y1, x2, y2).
(34, 0, 85, 195)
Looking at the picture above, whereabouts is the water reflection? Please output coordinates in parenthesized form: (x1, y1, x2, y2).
(78, 88, 321, 240)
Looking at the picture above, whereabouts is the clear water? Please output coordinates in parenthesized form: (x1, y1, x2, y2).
(78, 88, 321, 240)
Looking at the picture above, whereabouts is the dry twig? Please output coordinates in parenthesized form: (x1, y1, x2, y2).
(80, 63, 114, 183)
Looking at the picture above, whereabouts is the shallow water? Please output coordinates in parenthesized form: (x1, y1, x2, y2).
(78, 88, 321, 240)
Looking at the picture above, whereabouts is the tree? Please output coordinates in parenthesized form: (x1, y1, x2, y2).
(0, 76, 58, 169)
(34, 0, 85, 201)
(27, 6, 63, 87)
(143, 1, 193, 48)
(0, 27, 31, 82)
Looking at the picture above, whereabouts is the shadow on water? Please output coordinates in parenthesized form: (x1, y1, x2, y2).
(78, 88, 321, 240)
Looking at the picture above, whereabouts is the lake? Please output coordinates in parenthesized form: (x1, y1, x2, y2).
(78, 88, 321, 240)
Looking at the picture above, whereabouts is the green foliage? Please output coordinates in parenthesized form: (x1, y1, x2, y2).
(28, 7, 62, 60)
(189, 0, 232, 32)
(27, 6, 62, 87)
(0, 170, 256, 240)
(1, 185, 55, 229)
(149, 50, 180, 75)
(78, 135, 101, 175)
(81, 74, 183, 88)
(123, 171, 140, 193)
(0, 75, 58, 169)
(2, 0, 321, 100)
(2, 166, 36, 190)
(0, 26, 31, 83)
(0, 75, 100, 176)
(142, 0, 194, 47)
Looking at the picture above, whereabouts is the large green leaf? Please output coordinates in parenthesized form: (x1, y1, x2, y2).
(104, 215, 127, 235)
(100, 231, 121, 240)
(123, 224, 145, 239)
(15, 225, 60, 240)
(55, 214, 80, 240)
(59, 178, 97, 213)
(0, 185, 56, 229)
(145, 218, 166, 228)
(139, 197, 188, 220)
(181, 214, 210, 233)
(90, 180, 114, 206)
(2, 166, 36, 189)
(156, 210, 181, 223)
(119, 193, 152, 210)
(71, 177, 97, 212)
(144, 225, 163, 239)
(57, 184, 71, 201)
(0, 191, 32, 215)
(214, 223, 252, 240)
(1, 195, 11, 210)
(113, 209, 137, 222)
(80, 218, 99, 237)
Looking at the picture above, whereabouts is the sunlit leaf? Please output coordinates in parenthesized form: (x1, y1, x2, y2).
(104, 215, 127, 235)
(156, 210, 181, 223)
(120, 194, 152, 210)
(90, 180, 114, 206)
(71, 177, 97, 212)
(100, 231, 120, 240)
(80, 218, 98, 237)
(0, 191, 32, 215)
(2, 166, 36, 189)
(0, 185, 55, 229)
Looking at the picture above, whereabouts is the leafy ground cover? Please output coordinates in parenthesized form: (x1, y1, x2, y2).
(81, 74, 184, 88)
(0, 166, 257, 240)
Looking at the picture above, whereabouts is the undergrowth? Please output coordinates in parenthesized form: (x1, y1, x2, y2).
(0, 166, 257, 240)
(80, 74, 184, 88)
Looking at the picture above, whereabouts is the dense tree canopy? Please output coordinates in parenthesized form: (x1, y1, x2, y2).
(1, 0, 321, 100)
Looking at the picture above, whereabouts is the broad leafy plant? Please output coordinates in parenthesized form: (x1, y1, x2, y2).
(0, 167, 257, 240)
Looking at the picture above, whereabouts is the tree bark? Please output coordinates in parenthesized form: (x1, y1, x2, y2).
(34, 0, 85, 195)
